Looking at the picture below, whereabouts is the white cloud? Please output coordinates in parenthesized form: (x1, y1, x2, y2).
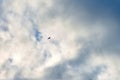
(0, 0, 120, 80)
(0, 0, 80, 79)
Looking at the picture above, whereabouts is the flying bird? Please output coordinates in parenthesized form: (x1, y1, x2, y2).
(48, 37, 51, 39)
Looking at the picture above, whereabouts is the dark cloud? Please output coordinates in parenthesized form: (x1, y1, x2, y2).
(41, 42, 102, 80)
(42, 57, 107, 80)
(67, 42, 92, 67)
(40, 64, 66, 80)
(14, 71, 25, 80)
(82, 65, 106, 80)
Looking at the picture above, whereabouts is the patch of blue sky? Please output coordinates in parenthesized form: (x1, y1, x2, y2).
(33, 27, 43, 42)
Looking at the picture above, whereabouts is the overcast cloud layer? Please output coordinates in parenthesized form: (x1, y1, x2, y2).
(0, 0, 120, 80)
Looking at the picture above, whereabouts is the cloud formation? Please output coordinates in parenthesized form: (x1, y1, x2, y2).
(0, 0, 120, 80)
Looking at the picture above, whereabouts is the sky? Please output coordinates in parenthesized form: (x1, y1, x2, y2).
(0, 0, 120, 80)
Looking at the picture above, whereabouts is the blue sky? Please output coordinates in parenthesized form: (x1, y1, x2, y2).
(0, 0, 120, 80)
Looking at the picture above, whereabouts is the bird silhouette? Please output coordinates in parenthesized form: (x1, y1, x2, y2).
(48, 37, 51, 39)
